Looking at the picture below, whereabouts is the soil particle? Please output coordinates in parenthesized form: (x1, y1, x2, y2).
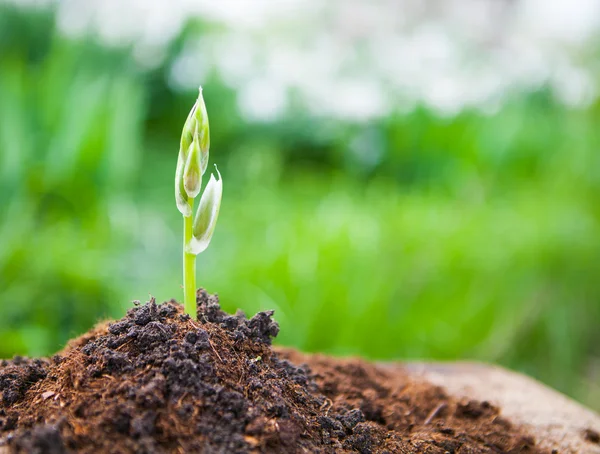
(0, 357, 48, 407)
(0, 289, 548, 453)
(11, 423, 65, 454)
(584, 428, 600, 444)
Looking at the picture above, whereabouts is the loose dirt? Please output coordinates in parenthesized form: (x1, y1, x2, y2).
(1, 291, 549, 453)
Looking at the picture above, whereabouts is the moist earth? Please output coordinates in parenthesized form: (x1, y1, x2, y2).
(1, 290, 548, 453)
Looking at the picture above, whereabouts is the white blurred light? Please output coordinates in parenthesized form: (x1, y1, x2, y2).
(238, 78, 288, 122)
(552, 65, 597, 107)
(168, 40, 210, 91)
(325, 79, 388, 121)
(13, 0, 600, 120)
(518, 0, 600, 46)
(5, 0, 52, 7)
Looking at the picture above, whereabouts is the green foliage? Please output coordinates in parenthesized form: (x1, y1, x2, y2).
(1, 4, 599, 411)
(195, 99, 600, 408)
(0, 4, 144, 356)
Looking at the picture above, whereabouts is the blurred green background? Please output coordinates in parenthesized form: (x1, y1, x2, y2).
(1, 2, 599, 410)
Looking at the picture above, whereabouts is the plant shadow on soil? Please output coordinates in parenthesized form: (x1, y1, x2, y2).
(0, 290, 549, 453)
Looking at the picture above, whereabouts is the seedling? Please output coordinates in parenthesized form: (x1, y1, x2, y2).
(175, 87, 223, 318)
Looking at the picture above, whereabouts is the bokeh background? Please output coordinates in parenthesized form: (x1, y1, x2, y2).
(1, 0, 599, 410)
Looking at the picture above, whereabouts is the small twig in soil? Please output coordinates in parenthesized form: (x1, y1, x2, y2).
(208, 338, 224, 363)
(114, 339, 133, 351)
(424, 403, 447, 425)
(320, 398, 333, 415)
(176, 393, 189, 408)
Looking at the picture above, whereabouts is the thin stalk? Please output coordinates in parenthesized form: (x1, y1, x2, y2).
(183, 198, 196, 318)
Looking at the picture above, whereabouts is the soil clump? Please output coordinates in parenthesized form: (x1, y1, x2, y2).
(1, 291, 548, 453)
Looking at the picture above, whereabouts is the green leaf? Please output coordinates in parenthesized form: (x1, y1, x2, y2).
(183, 128, 202, 198)
(175, 150, 192, 217)
(187, 166, 222, 255)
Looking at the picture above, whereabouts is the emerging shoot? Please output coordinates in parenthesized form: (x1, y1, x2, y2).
(175, 87, 223, 318)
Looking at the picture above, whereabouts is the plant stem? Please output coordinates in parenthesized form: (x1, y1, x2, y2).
(183, 198, 196, 318)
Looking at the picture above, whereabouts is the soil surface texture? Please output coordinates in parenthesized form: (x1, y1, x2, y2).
(0, 291, 548, 453)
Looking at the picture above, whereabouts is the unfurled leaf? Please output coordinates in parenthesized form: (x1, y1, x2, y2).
(187, 166, 222, 255)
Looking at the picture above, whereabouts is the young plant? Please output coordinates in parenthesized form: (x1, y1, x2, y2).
(175, 87, 223, 318)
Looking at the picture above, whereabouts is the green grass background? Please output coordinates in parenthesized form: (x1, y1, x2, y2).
(1, 5, 599, 410)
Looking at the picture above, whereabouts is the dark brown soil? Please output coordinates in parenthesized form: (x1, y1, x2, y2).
(585, 428, 600, 444)
(0, 291, 547, 453)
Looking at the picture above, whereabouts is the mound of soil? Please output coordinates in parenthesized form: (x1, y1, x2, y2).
(0, 291, 547, 453)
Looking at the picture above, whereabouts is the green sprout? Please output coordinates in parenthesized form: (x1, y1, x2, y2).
(175, 87, 223, 318)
